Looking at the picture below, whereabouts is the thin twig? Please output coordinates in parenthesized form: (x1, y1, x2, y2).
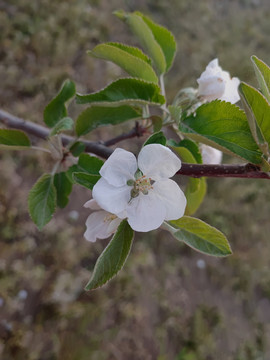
(103, 122, 147, 147)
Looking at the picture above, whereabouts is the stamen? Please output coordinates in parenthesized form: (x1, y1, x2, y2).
(103, 214, 117, 223)
(130, 173, 154, 199)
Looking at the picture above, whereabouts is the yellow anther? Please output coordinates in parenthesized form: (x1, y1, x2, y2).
(103, 214, 117, 223)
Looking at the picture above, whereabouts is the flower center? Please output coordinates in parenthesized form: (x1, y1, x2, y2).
(127, 172, 154, 199)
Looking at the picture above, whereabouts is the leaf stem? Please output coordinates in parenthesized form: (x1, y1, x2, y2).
(160, 74, 166, 98)
(159, 74, 169, 119)
(142, 105, 150, 118)
(51, 160, 61, 176)
(31, 146, 51, 154)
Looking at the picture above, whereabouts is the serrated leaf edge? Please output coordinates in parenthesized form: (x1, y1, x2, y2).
(135, 11, 177, 72)
(76, 77, 165, 105)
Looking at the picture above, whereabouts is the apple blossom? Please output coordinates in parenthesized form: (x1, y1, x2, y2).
(196, 58, 241, 164)
(197, 58, 240, 104)
(92, 144, 187, 232)
(84, 199, 122, 242)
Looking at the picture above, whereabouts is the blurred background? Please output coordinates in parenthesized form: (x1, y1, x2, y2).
(0, 0, 270, 359)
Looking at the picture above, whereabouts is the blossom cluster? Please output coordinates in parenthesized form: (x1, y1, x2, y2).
(84, 144, 187, 242)
(83, 60, 241, 242)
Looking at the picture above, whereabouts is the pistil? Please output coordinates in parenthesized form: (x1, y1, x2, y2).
(128, 174, 154, 199)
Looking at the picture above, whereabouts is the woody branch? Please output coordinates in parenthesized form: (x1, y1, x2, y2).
(1, 109, 269, 180)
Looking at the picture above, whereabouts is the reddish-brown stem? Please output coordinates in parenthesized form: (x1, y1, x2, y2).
(1, 109, 270, 180)
(178, 163, 270, 179)
(103, 122, 147, 146)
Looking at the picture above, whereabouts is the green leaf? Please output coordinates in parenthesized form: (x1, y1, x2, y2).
(168, 139, 206, 215)
(69, 141, 86, 156)
(168, 140, 201, 195)
(251, 55, 270, 103)
(179, 100, 262, 164)
(168, 105, 182, 125)
(167, 216, 232, 257)
(168, 139, 202, 164)
(66, 153, 104, 183)
(150, 115, 163, 132)
(44, 80, 76, 128)
(169, 140, 199, 192)
(28, 174, 56, 230)
(77, 153, 104, 174)
(239, 82, 270, 157)
(85, 220, 134, 290)
(135, 11, 177, 72)
(76, 78, 165, 107)
(76, 105, 141, 136)
(115, 11, 166, 75)
(105, 42, 152, 63)
(88, 43, 158, 83)
(49, 117, 74, 136)
(54, 172, 72, 208)
(0, 129, 31, 147)
(144, 131, 166, 146)
(73, 172, 100, 190)
(185, 178, 207, 216)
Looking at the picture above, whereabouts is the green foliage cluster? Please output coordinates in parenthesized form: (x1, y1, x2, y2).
(2, 8, 269, 289)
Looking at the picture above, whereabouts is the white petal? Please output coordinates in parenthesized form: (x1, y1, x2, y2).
(117, 210, 127, 219)
(200, 144, 223, 164)
(107, 217, 122, 234)
(100, 148, 137, 187)
(153, 179, 187, 220)
(220, 77, 240, 104)
(197, 76, 225, 101)
(92, 177, 131, 214)
(206, 58, 220, 71)
(197, 59, 233, 102)
(83, 199, 101, 210)
(84, 211, 114, 242)
(138, 144, 181, 180)
(126, 192, 166, 232)
(198, 59, 221, 80)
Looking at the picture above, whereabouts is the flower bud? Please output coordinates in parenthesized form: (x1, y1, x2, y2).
(197, 59, 240, 104)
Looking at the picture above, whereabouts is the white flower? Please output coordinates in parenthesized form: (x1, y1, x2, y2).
(196, 58, 240, 164)
(200, 144, 223, 165)
(84, 199, 122, 242)
(197, 58, 240, 104)
(92, 144, 187, 232)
